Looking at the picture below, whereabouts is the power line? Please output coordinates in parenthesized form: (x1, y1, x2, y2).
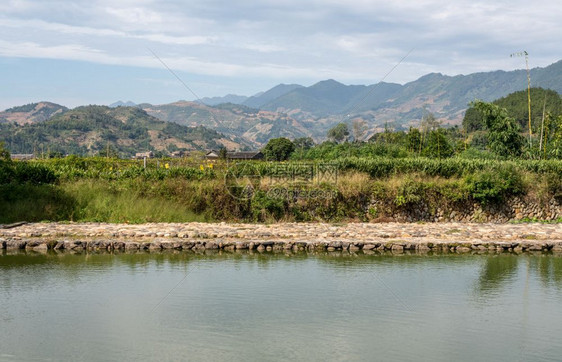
(147, 48, 205, 105)
(342, 48, 414, 123)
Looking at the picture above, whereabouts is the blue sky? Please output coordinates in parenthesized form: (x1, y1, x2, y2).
(1, 0, 561, 110)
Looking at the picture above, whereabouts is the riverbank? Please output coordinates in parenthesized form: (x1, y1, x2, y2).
(2, 157, 562, 224)
(2, 222, 561, 253)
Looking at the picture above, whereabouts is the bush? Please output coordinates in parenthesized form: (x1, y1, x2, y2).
(464, 167, 524, 204)
(0, 161, 57, 185)
(13, 162, 57, 184)
(394, 178, 427, 206)
(0, 161, 15, 184)
(250, 190, 287, 221)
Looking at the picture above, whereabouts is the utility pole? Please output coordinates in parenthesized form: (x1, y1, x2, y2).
(511, 50, 532, 148)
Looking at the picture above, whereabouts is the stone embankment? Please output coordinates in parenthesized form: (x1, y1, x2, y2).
(369, 196, 562, 223)
(1, 222, 562, 254)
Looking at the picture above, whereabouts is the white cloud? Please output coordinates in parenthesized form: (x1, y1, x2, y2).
(0, 0, 561, 98)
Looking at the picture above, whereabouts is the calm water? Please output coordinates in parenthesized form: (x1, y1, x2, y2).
(2, 250, 562, 362)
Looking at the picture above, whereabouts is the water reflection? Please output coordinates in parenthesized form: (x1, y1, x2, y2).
(2, 250, 562, 362)
(476, 254, 519, 296)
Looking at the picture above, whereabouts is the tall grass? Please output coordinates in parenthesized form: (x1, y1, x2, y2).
(3, 156, 560, 223)
(63, 180, 211, 223)
(0, 184, 76, 223)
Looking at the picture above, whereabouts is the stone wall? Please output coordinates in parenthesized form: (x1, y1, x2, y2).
(369, 196, 562, 223)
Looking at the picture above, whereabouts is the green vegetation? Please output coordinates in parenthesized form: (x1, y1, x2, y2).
(0, 105, 229, 157)
(327, 123, 350, 143)
(1, 153, 561, 224)
(2, 88, 562, 224)
(262, 137, 295, 161)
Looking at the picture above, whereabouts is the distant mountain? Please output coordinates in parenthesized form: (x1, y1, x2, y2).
(0, 102, 68, 125)
(141, 101, 309, 146)
(0, 105, 243, 157)
(4, 60, 561, 151)
(197, 94, 248, 106)
(243, 84, 304, 109)
(253, 60, 562, 129)
(260, 80, 403, 117)
(109, 100, 137, 108)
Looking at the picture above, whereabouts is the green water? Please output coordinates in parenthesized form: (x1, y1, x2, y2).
(2, 251, 562, 361)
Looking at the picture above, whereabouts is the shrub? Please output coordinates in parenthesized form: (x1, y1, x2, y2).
(464, 167, 523, 204)
(13, 162, 57, 185)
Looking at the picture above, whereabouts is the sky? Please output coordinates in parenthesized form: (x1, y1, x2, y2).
(1, 0, 561, 110)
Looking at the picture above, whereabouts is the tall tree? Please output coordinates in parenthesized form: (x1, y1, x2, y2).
(327, 123, 349, 143)
(262, 137, 295, 161)
(471, 101, 524, 158)
(422, 129, 453, 158)
(351, 119, 367, 142)
(293, 137, 315, 150)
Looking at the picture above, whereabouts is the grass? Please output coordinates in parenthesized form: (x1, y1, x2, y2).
(63, 180, 211, 223)
(0, 184, 76, 223)
(2, 156, 561, 224)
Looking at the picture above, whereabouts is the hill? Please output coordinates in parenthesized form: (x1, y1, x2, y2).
(141, 101, 310, 146)
(3, 60, 561, 148)
(0, 105, 243, 157)
(463, 87, 562, 132)
(0, 102, 68, 125)
(242, 84, 304, 109)
(109, 101, 137, 108)
(197, 94, 248, 106)
(252, 60, 562, 131)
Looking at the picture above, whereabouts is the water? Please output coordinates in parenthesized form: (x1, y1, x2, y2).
(2, 250, 562, 361)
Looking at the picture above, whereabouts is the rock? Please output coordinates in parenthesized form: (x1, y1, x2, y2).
(6, 240, 27, 249)
(161, 242, 175, 250)
(456, 247, 471, 253)
(125, 242, 140, 250)
(25, 240, 47, 250)
(416, 244, 430, 252)
(348, 244, 360, 251)
(391, 244, 404, 252)
(148, 241, 162, 250)
(204, 241, 218, 250)
(235, 241, 249, 250)
(552, 242, 562, 252)
(181, 241, 195, 249)
(328, 241, 342, 249)
(64, 240, 86, 250)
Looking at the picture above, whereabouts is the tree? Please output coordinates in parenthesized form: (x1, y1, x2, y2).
(422, 129, 453, 158)
(219, 147, 228, 160)
(327, 123, 349, 143)
(545, 114, 562, 158)
(463, 107, 485, 132)
(420, 111, 441, 132)
(0, 142, 10, 162)
(262, 137, 295, 161)
(471, 100, 524, 158)
(293, 137, 315, 151)
(351, 119, 367, 142)
(407, 127, 422, 153)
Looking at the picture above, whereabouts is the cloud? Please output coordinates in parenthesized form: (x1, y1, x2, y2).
(1, 0, 561, 94)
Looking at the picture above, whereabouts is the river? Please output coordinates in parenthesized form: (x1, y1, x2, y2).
(1, 250, 562, 361)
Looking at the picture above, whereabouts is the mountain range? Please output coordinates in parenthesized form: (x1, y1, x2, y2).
(1, 60, 561, 155)
(199, 60, 562, 126)
(0, 105, 243, 157)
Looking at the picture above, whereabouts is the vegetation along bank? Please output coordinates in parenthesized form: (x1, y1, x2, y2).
(1, 95, 562, 224)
